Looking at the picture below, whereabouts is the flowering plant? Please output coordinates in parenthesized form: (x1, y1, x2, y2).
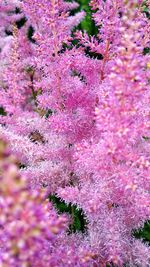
(0, 0, 150, 266)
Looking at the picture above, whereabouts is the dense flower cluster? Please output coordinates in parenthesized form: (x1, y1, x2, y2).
(0, 0, 150, 266)
(0, 138, 94, 266)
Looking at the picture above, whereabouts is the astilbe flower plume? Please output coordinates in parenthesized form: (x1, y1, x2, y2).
(0, 0, 150, 266)
(0, 138, 65, 266)
(0, 138, 94, 267)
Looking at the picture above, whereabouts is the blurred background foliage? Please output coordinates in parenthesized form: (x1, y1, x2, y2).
(71, 0, 98, 35)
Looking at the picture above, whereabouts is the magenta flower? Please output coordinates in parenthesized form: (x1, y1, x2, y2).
(0, 0, 150, 266)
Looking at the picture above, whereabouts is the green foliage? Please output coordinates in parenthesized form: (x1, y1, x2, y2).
(49, 195, 87, 233)
(68, 0, 98, 35)
(77, 0, 98, 35)
(143, 47, 150, 55)
(142, 1, 150, 19)
(0, 106, 7, 116)
(133, 221, 150, 244)
(142, 136, 150, 141)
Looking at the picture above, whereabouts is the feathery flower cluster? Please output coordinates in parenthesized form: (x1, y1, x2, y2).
(0, 0, 150, 266)
(0, 138, 94, 266)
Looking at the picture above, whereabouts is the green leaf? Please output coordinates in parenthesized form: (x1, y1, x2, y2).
(49, 195, 87, 233)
